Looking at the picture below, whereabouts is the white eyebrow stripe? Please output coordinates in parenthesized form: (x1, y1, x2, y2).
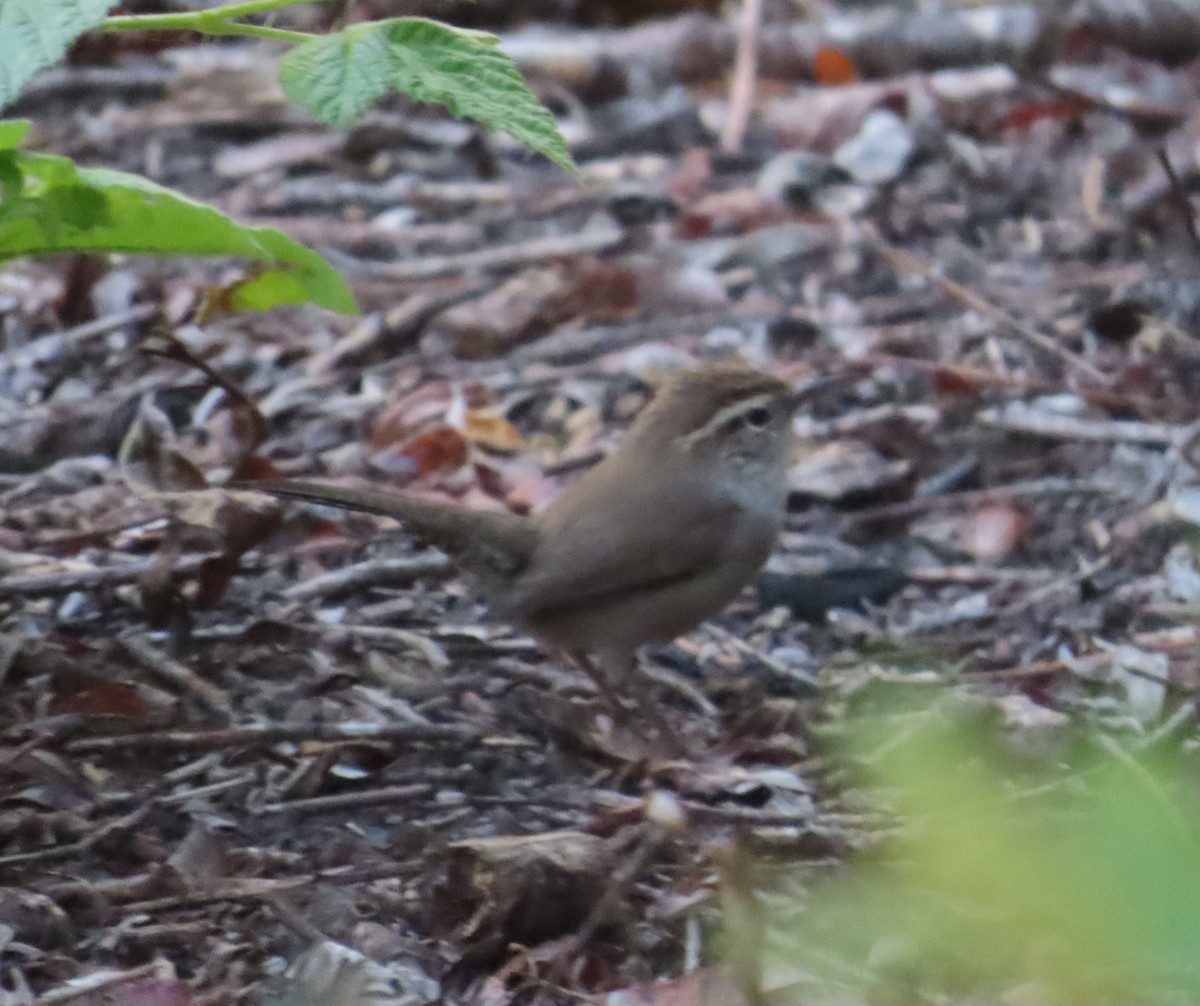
(681, 393, 777, 449)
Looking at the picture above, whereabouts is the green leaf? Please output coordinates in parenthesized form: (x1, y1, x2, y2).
(764, 708, 1200, 1004)
(0, 119, 30, 148)
(279, 17, 575, 172)
(0, 0, 121, 109)
(0, 149, 355, 313)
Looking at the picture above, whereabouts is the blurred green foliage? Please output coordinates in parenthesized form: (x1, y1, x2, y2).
(758, 703, 1200, 1004)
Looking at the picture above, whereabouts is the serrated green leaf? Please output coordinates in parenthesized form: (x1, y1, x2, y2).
(0, 0, 121, 109)
(0, 150, 355, 313)
(279, 16, 574, 172)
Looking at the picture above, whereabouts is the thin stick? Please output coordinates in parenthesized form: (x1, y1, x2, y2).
(722, 0, 764, 153)
(120, 636, 234, 720)
(65, 720, 475, 754)
(1156, 147, 1200, 256)
(257, 782, 432, 816)
(867, 234, 1110, 384)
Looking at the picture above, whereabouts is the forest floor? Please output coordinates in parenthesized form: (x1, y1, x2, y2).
(3, 2, 1200, 1004)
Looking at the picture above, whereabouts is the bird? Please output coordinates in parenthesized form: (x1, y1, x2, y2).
(241, 363, 801, 725)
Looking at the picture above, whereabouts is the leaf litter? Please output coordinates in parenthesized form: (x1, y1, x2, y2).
(4, 1, 1200, 1003)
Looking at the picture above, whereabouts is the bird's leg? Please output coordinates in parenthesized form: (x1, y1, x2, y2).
(579, 650, 688, 752)
(566, 650, 634, 712)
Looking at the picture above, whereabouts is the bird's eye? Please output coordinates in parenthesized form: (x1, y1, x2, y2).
(743, 406, 771, 429)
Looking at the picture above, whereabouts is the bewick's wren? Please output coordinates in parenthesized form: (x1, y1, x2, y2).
(244, 364, 800, 701)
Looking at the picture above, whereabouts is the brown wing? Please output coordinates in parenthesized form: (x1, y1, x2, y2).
(504, 475, 741, 620)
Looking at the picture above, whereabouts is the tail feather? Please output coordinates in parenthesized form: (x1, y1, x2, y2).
(238, 478, 539, 581)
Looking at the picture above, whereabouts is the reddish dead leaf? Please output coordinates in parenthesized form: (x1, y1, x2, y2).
(931, 365, 987, 398)
(1001, 96, 1090, 132)
(473, 459, 559, 514)
(369, 382, 453, 450)
(217, 494, 284, 556)
(194, 554, 242, 608)
(230, 453, 283, 481)
(813, 45, 860, 86)
(674, 211, 716, 240)
(471, 461, 509, 501)
(374, 426, 469, 481)
(49, 680, 156, 720)
(462, 410, 523, 452)
(559, 256, 641, 320)
(56, 254, 108, 326)
(69, 24, 187, 60)
(1119, 362, 1157, 392)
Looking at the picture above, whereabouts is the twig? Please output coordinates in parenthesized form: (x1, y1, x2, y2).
(847, 475, 1138, 525)
(64, 720, 476, 754)
(253, 174, 511, 214)
(119, 636, 234, 720)
(40, 861, 409, 906)
(721, 0, 764, 153)
(139, 327, 267, 455)
(0, 806, 151, 869)
(118, 876, 316, 914)
(157, 771, 258, 805)
(799, 403, 940, 440)
(256, 782, 433, 815)
(866, 234, 1111, 383)
(330, 226, 623, 282)
(907, 565, 1055, 587)
(281, 553, 452, 601)
(117, 862, 424, 915)
(682, 802, 816, 827)
(35, 961, 169, 1006)
(849, 351, 1165, 414)
(328, 624, 451, 669)
(0, 554, 214, 599)
(0, 304, 158, 370)
(641, 660, 719, 716)
(977, 401, 1194, 447)
(1155, 147, 1200, 256)
(704, 623, 818, 687)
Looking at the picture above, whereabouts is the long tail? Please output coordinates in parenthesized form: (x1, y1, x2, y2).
(238, 478, 538, 579)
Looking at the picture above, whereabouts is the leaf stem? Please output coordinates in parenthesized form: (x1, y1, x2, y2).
(103, 0, 313, 39)
(201, 22, 314, 43)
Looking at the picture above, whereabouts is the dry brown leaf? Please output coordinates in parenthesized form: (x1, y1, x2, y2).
(461, 409, 523, 452)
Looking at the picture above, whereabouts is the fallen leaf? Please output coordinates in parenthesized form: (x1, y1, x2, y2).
(373, 426, 469, 480)
(813, 45, 860, 86)
(370, 381, 453, 450)
(461, 410, 523, 452)
(49, 679, 160, 720)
